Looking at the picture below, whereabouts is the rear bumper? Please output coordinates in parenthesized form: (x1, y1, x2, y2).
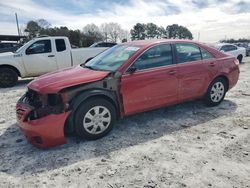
(228, 65, 240, 90)
(16, 103, 70, 148)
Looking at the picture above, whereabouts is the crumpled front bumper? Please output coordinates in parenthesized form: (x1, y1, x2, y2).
(16, 103, 70, 148)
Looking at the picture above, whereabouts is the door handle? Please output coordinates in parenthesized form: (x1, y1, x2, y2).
(48, 55, 55, 57)
(209, 62, 215, 67)
(168, 70, 177, 75)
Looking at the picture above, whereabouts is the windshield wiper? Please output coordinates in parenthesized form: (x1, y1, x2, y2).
(83, 65, 95, 70)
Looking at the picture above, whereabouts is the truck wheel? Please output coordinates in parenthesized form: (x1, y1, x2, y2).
(74, 98, 116, 140)
(0, 68, 18, 88)
(204, 77, 227, 107)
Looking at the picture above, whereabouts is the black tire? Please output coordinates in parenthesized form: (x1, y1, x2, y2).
(74, 98, 116, 140)
(204, 77, 227, 107)
(0, 68, 18, 88)
(237, 55, 243, 64)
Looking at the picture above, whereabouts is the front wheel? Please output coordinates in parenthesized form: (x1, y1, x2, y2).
(74, 98, 116, 140)
(204, 78, 227, 107)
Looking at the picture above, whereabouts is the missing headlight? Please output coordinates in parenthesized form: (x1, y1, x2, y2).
(48, 94, 63, 106)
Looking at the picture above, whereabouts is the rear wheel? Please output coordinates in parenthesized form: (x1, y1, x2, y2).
(204, 78, 227, 107)
(0, 68, 18, 88)
(74, 98, 116, 140)
(237, 55, 243, 64)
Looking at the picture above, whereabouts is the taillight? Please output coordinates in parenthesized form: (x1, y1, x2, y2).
(234, 58, 240, 66)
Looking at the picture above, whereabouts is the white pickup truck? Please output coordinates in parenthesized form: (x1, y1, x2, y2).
(0, 36, 108, 87)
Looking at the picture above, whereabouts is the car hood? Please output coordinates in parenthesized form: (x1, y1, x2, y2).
(28, 66, 110, 93)
(0, 52, 15, 60)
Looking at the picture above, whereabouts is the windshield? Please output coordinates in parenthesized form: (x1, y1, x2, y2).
(84, 44, 140, 71)
(14, 39, 35, 53)
(15, 45, 25, 53)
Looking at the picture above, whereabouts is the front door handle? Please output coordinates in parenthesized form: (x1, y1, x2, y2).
(168, 70, 177, 75)
(209, 62, 216, 67)
(48, 55, 55, 57)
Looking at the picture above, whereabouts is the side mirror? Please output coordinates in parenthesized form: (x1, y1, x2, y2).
(26, 48, 33, 55)
(127, 66, 137, 74)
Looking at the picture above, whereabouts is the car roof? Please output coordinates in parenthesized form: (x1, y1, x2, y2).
(215, 43, 236, 47)
(34, 36, 68, 40)
(97, 41, 116, 44)
(124, 39, 201, 47)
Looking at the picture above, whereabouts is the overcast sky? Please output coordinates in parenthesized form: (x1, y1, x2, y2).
(0, 0, 250, 42)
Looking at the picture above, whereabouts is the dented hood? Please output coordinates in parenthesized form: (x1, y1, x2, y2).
(28, 65, 110, 93)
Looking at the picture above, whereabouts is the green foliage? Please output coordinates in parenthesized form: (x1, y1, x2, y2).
(24, 21, 41, 39)
(130, 23, 146, 40)
(24, 19, 194, 46)
(166, 24, 193, 39)
(145, 23, 158, 39)
(39, 26, 83, 47)
(130, 23, 193, 40)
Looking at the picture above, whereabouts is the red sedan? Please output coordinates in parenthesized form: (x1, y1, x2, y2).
(16, 39, 240, 148)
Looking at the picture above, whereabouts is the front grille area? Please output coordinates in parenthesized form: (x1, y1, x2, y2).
(20, 89, 43, 108)
(16, 103, 33, 121)
(17, 89, 64, 121)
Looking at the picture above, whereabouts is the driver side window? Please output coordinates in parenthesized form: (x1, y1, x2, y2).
(26, 40, 52, 55)
(133, 44, 173, 70)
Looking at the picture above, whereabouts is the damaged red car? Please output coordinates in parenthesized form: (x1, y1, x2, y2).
(16, 39, 240, 148)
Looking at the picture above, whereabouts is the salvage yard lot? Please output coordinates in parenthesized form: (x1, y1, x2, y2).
(0, 58, 250, 187)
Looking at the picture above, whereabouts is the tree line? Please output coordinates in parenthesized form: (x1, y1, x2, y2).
(220, 38, 250, 43)
(130, 23, 193, 40)
(23, 19, 193, 47)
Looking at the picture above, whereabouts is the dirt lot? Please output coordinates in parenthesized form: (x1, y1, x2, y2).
(0, 58, 250, 188)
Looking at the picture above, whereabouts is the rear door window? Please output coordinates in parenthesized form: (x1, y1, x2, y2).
(55, 39, 66, 52)
(228, 45, 237, 51)
(200, 48, 214, 59)
(175, 43, 202, 63)
(221, 45, 237, 52)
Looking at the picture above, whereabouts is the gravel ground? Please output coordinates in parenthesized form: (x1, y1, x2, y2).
(0, 58, 250, 188)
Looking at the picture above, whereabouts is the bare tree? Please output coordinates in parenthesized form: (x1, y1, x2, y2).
(37, 19, 51, 29)
(119, 29, 130, 42)
(100, 22, 128, 42)
(82, 24, 104, 46)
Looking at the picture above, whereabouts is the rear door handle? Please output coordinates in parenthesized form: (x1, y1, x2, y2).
(209, 62, 216, 67)
(168, 70, 177, 75)
(48, 55, 55, 57)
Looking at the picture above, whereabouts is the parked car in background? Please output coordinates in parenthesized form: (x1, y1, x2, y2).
(16, 39, 240, 148)
(90, 41, 117, 48)
(234, 43, 250, 56)
(213, 43, 246, 63)
(0, 42, 22, 53)
(0, 36, 108, 87)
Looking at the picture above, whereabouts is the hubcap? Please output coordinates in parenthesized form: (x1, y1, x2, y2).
(83, 106, 111, 135)
(0, 73, 12, 84)
(210, 82, 225, 102)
